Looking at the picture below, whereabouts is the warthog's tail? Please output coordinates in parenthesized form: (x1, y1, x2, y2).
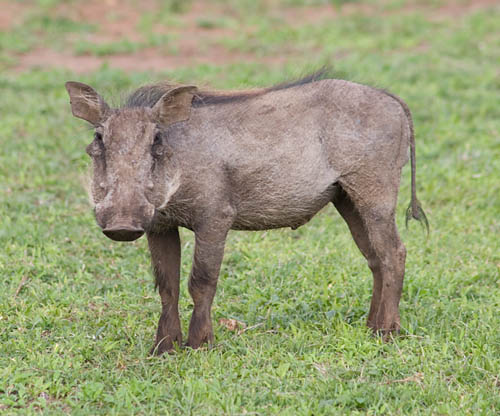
(405, 112, 429, 234)
(381, 90, 429, 234)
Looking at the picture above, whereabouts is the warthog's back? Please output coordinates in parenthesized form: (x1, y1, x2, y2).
(169, 79, 409, 231)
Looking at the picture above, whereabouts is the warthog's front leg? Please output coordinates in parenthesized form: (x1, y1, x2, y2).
(148, 229, 182, 355)
(186, 228, 228, 349)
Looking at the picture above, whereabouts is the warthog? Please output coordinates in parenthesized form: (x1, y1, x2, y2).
(66, 72, 427, 354)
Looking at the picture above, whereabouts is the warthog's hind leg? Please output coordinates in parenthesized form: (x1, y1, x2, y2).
(364, 212, 406, 338)
(334, 183, 406, 338)
(333, 190, 382, 330)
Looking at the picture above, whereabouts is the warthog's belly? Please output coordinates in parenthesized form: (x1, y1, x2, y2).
(231, 182, 339, 231)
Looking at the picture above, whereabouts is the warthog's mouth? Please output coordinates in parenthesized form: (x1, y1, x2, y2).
(102, 225, 145, 241)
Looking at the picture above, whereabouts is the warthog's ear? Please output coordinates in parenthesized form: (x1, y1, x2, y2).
(152, 85, 197, 126)
(65, 81, 110, 126)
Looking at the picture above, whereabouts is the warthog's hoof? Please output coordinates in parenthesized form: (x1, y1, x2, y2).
(378, 328, 401, 342)
(186, 329, 214, 349)
(150, 332, 183, 356)
(368, 314, 401, 341)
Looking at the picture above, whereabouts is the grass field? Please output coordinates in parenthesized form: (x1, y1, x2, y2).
(1, 0, 499, 414)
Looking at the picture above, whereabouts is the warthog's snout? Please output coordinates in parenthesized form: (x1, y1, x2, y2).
(102, 225, 145, 241)
(95, 198, 155, 242)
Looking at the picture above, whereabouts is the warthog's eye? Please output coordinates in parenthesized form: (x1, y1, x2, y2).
(152, 133, 164, 157)
(153, 132, 162, 146)
(86, 132, 104, 157)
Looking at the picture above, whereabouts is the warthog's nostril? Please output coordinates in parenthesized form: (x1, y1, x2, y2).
(102, 225, 144, 242)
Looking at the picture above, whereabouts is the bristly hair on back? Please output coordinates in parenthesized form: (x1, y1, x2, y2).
(266, 67, 332, 93)
(124, 81, 179, 109)
(123, 66, 335, 109)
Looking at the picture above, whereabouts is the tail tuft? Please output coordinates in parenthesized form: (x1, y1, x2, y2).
(405, 199, 429, 235)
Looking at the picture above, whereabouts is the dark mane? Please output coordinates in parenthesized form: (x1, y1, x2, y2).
(123, 68, 333, 109)
(124, 82, 178, 108)
(267, 67, 331, 92)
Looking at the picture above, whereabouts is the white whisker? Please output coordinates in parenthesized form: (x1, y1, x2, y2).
(158, 171, 181, 210)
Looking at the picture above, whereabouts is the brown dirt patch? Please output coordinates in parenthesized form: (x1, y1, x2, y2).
(274, 2, 377, 26)
(276, 0, 500, 25)
(12, 0, 289, 73)
(16, 48, 103, 73)
(9, 0, 500, 74)
(0, 1, 30, 30)
(432, 0, 499, 18)
(16, 46, 288, 74)
(55, 0, 157, 42)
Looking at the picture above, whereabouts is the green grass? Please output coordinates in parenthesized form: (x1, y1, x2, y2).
(1, 1, 499, 414)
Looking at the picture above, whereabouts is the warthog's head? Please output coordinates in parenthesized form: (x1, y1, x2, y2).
(66, 82, 196, 241)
